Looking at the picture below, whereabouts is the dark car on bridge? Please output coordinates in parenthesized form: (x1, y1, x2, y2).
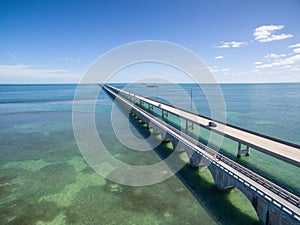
(208, 121, 217, 127)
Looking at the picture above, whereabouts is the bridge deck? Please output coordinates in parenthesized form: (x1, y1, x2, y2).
(102, 84, 300, 221)
(107, 84, 300, 168)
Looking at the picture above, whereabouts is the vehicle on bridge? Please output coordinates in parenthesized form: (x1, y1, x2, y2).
(208, 121, 217, 127)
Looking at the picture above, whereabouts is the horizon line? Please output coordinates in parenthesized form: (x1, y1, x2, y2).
(0, 81, 300, 85)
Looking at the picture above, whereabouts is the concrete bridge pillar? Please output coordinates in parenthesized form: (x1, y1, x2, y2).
(207, 163, 299, 225)
(185, 147, 202, 168)
(162, 133, 172, 143)
(190, 152, 203, 168)
(130, 108, 136, 116)
(185, 120, 194, 130)
(160, 129, 167, 141)
(208, 164, 233, 190)
(139, 100, 144, 107)
(162, 110, 168, 119)
(237, 142, 250, 158)
(164, 136, 186, 153)
(151, 125, 160, 135)
(151, 125, 167, 142)
(148, 104, 153, 111)
(174, 142, 186, 153)
(141, 117, 150, 127)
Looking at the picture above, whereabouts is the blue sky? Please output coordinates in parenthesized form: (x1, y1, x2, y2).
(0, 0, 300, 83)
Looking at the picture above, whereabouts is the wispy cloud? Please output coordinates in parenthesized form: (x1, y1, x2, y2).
(214, 55, 224, 60)
(59, 57, 80, 63)
(209, 66, 230, 74)
(216, 41, 246, 48)
(255, 54, 300, 69)
(289, 43, 300, 48)
(6, 51, 18, 60)
(221, 68, 230, 72)
(254, 61, 262, 65)
(264, 53, 286, 59)
(253, 25, 293, 42)
(0, 64, 68, 74)
(0, 64, 79, 83)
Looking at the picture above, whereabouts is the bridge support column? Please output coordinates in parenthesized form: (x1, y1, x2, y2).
(237, 142, 250, 158)
(185, 120, 194, 130)
(151, 125, 160, 135)
(141, 117, 149, 126)
(139, 100, 144, 107)
(148, 104, 153, 111)
(166, 136, 185, 153)
(162, 133, 172, 143)
(190, 152, 202, 168)
(130, 108, 136, 116)
(173, 141, 185, 153)
(162, 110, 168, 119)
(152, 125, 167, 141)
(185, 147, 202, 168)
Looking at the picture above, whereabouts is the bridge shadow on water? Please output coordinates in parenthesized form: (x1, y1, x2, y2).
(128, 114, 260, 225)
(147, 107, 299, 197)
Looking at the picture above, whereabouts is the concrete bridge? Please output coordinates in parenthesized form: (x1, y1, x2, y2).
(102, 84, 300, 225)
(107, 84, 300, 167)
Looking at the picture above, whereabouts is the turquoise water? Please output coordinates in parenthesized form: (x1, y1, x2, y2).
(122, 83, 300, 196)
(0, 83, 299, 224)
(121, 83, 300, 144)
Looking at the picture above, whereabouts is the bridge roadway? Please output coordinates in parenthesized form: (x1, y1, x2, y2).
(106, 84, 300, 168)
(101, 84, 300, 224)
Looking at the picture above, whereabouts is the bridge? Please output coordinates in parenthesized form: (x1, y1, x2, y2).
(101, 84, 300, 225)
(107, 84, 300, 167)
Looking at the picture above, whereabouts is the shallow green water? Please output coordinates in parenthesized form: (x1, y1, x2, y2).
(0, 111, 259, 225)
(0, 83, 298, 224)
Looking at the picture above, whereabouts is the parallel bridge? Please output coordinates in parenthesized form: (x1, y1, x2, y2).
(101, 84, 300, 225)
(107, 84, 300, 167)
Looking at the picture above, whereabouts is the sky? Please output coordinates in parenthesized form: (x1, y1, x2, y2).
(0, 0, 300, 83)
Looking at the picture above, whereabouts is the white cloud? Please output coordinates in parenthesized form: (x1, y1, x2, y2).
(59, 57, 80, 63)
(289, 43, 300, 48)
(216, 41, 246, 48)
(293, 48, 300, 54)
(264, 53, 286, 59)
(0, 64, 79, 83)
(290, 65, 300, 71)
(210, 66, 230, 74)
(214, 55, 224, 60)
(253, 25, 293, 42)
(255, 54, 300, 69)
(221, 68, 230, 75)
(254, 61, 262, 65)
(281, 65, 292, 69)
(221, 68, 230, 72)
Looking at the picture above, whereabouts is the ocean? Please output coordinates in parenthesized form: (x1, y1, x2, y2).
(0, 83, 299, 225)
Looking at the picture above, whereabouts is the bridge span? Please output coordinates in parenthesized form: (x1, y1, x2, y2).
(107, 84, 300, 168)
(101, 84, 300, 225)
